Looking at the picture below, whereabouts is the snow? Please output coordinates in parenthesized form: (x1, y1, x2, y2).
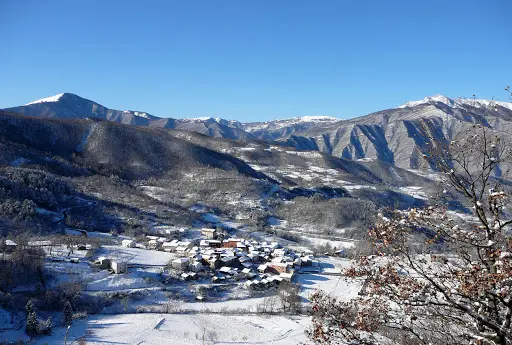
(285, 151, 323, 158)
(25, 93, 64, 105)
(298, 257, 362, 302)
(202, 213, 220, 223)
(27, 313, 311, 345)
(398, 94, 512, 111)
(125, 111, 152, 119)
(299, 273, 362, 302)
(76, 122, 99, 153)
(95, 246, 176, 266)
(343, 184, 377, 191)
(85, 269, 159, 291)
(139, 186, 171, 202)
(398, 186, 428, 200)
(10, 157, 30, 166)
(245, 116, 339, 131)
(307, 237, 356, 249)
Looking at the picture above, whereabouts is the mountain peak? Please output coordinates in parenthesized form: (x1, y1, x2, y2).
(25, 93, 66, 105)
(397, 94, 512, 111)
(397, 94, 454, 109)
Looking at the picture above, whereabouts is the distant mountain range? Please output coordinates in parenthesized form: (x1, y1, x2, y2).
(4, 92, 512, 170)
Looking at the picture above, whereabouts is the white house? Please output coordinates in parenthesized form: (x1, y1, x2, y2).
(190, 261, 204, 273)
(122, 239, 136, 248)
(111, 260, 128, 274)
(172, 257, 190, 271)
(201, 228, 216, 239)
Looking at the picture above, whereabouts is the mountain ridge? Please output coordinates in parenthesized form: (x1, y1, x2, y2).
(4, 92, 512, 171)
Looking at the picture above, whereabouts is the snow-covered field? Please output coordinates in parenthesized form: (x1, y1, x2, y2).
(298, 257, 361, 302)
(95, 246, 176, 266)
(299, 273, 362, 302)
(306, 236, 356, 249)
(25, 313, 311, 345)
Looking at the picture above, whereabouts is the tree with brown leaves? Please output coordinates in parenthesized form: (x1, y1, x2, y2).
(309, 103, 512, 344)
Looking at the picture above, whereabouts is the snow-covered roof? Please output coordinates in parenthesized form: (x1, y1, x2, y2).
(173, 257, 189, 263)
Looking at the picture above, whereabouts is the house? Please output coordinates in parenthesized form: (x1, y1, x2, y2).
(181, 273, 193, 281)
(176, 246, 188, 255)
(122, 239, 136, 248)
(220, 256, 237, 267)
(248, 252, 262, 263)
(148, 239, 161, 250)
(207, 240, 222, 248)
(111, 260, 128, 274)
(219, 266, 234, 275)
(279, 271, 295, 282)
(201, 228, 217, 239)
(190, 261, 205, 273)
(222, 238, 242, 248)
(97, 257, 111, 269)
(171, 257, 189, 271)
(268, 263, 289, 274)
(257, 264, 268, 273)
(162, 240, 180, 252)
(206, 257, 221, 269)
(3, 240, 17, 253)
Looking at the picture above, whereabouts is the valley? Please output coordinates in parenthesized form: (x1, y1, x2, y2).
(0, 93, 511, 345)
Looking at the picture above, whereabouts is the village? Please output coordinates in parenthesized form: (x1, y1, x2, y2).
(95, 226, 317, 292)
(3, 225, 319, 297)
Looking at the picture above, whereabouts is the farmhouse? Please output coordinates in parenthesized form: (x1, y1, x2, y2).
(122, 239, 136, 248)
(111, 260, 128, 274)
(147, 239, 161, 250)
(201, 228, 216, 239)
(162, 240, 180, 252)
(172, 257, 190, 271)
(97, 256, 111, 269)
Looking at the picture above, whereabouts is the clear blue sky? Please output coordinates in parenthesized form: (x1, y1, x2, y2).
(1, 0, 511, 122)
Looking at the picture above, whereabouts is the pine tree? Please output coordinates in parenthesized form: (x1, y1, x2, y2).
(41, 317, 52, 335)
(63, 300, 73, 326)
(25, 311, 38, 336)
(25, 299, 34, 315)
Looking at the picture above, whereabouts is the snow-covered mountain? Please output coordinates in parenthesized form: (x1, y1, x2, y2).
(4, 93, 512, 171)
(4, 94, 253, 139)
(7, 93, 160, 126)
(3, 94, 341, 140)
(398, 94, 512, 111)
(282, 94, 512, 170)
(241, 116, 340, 141)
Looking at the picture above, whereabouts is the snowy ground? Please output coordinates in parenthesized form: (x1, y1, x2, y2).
(298, 257, 362, 302)
(24, 313, 312, 345)
(95, 246, 176, 266)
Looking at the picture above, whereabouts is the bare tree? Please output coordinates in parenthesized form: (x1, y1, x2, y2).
(309, 117, 512, 344)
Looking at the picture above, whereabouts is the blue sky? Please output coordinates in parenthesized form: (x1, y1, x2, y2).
(1, 0, 511, 122)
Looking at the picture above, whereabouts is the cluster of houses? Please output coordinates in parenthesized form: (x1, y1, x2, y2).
(133, 228, 316, 290)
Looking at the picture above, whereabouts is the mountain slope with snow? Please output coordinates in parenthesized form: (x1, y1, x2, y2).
(280, 95, 512, 170)
(4, 93, 512, 171)
(242, 116, 341, 140)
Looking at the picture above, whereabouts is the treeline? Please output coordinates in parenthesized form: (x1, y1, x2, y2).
(275, 195, 376, 229)
(0, 167, 73, 211)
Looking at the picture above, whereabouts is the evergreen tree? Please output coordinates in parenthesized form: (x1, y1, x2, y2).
(25, 299, 34, 316)
(25, 311, 38, 336)
(41, 317, 52, 335)
(63, 300, 73, 326)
